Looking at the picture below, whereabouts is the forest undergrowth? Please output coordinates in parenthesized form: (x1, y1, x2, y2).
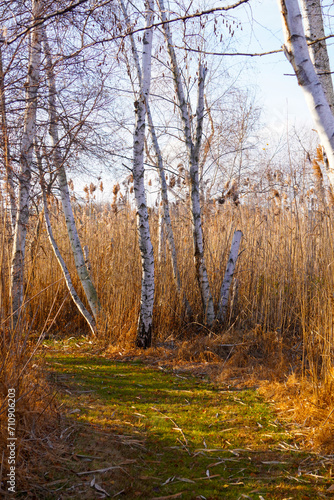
(1, 195, 334, 493)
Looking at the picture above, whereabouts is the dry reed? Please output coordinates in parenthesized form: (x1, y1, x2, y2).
(1, 168, 334, 467)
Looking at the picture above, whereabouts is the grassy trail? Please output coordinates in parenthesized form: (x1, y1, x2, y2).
(41, 344, 332, 499)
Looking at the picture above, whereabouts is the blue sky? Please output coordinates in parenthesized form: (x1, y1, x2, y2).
(232, 0, 315, 131)
(75, 0, 334, 197)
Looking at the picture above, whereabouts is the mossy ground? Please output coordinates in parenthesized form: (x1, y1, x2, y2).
(31, 340, 333, 499)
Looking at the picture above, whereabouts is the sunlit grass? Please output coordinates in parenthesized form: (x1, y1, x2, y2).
(42, 347, 332, 499)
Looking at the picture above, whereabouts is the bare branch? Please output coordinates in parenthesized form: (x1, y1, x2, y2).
(7, 0, 250, 46)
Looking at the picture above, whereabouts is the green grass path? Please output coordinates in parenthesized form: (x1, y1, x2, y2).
(42, 345, 332, 499)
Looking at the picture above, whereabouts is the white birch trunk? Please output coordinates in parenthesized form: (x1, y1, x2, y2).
(35, 147, 96, 335)
(158, 0, 215, 325)
(300, 0, 334, 110)
(10, 0, 41, 319)
(0, 42, 16, 232)
(133, 0, 155, 348)
(42, 28, 101, 324)
(278, 0, 334, 189)
(83, 245, 92, 272)
(120, 0, 192, 318)
(158, 205, 166, 264)
(218, 230, 242, 322)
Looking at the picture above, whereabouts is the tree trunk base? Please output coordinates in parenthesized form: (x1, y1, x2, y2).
(136, 322, 152, 349)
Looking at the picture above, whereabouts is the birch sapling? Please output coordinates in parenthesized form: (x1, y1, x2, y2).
(158, 0, 215, 325)
(10, 0, 41, 320)
(35, 146, 96, 335)
(42, 28, 101, 325)
(218, 230, 242, 322)
(120, 0, 192, 318)
(278, 0, 334, 189)
(133, 0, 155, 348)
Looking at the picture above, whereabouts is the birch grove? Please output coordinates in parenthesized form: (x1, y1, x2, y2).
(3, 0, 330, 347)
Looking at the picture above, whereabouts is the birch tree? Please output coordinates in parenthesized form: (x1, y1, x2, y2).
(10, 0, 41, 320)
(157, 0, 215, 326)
(277, 0, 334, 188)
(120, 0, 192, 319)
(132, 0, 155, 348)
(35, 145, 96, 335)
(42, 27, 101, 326)
(0, 37, 16, 232)
(300, 0, 334, 110)
(218, 230, 242, 322)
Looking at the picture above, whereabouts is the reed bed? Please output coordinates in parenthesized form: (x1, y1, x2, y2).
(0, 197, 63, 493)
(1, 180, 334, 467)
(17, 192, 334, 383)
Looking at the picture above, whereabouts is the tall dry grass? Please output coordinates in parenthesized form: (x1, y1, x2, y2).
(0, 194, 65, 492)
(21, 188, 334, 384)
(1, 170, 334, 456)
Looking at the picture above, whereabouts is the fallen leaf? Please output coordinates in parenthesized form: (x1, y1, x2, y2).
(262, 461, 287, 465)
(161, 476, 175, 486)
(77, 465, 122, 476)
(196, 474, 220, 480)
(175, 477, 195, 484)
(93, 482, 110, 496)
(76, 454, 104, 460)
(151, 493, 185, 500)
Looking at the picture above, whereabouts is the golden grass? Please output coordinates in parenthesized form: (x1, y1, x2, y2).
(21, 196, 334, 380)
(1, 184, 334, 478)
(0, 199, 67, 493)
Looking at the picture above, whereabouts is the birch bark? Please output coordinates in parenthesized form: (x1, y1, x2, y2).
(158, 205, 166, 264)
(300, 0, 334, 110)
(218, 230, 242, 322)
(35, 146, 96, 335)
(120, 0, 192, 318)
(278, 0, 334, 189)
(42, 28, 101, 325)
(10, 0, 41, 319)
(0, 41, 16, 232)
(158, 0, 215, 326)
(132, 0, 155, 348)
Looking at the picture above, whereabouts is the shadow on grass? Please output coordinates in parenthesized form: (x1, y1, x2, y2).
(40, 352, 331, 500)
